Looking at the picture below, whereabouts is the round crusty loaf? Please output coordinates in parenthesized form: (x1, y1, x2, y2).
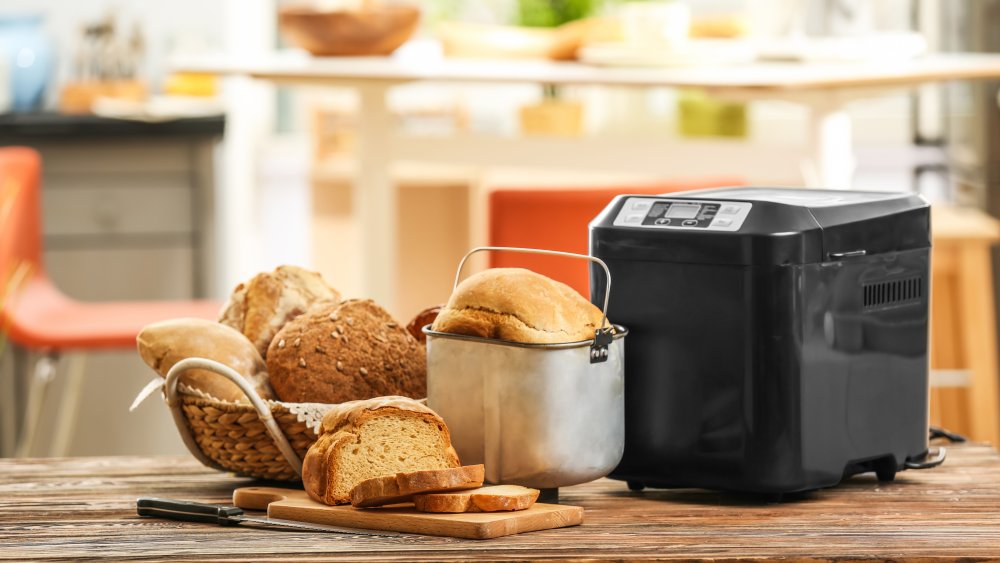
(136, 318, 275, 403)
(219, 265, 341, 358)
(266, 299, 426, 404)
(431, 268, 606, 344)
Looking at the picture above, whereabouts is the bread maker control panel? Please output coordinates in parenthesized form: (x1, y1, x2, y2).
(612, 197, 752, 232)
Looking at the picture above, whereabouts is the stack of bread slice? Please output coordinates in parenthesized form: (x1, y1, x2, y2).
(351, 465, 539, 513)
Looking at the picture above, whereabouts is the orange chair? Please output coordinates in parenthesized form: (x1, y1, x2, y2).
(0, 147, 220, 457)
(488, 178, 743, 296)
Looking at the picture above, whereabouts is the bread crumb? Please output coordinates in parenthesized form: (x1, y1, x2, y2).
(315, 345, 326, 354)
(278, 339, 286, 349)
(298, 358, 307, 368)
(330, 332, 339, 339)
(336, 361, 344, 372)
(293, 338, 301, 348)
(359, 367, 368, 375)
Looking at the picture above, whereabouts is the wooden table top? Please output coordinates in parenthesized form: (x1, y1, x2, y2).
(174, 52, 1000, 92)
(3, 443, 1000, 561)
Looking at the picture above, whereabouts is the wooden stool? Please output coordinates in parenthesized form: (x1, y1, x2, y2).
(930, 205, 1000, 446)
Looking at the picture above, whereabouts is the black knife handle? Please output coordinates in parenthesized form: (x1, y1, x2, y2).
(136, 497, 245, 526)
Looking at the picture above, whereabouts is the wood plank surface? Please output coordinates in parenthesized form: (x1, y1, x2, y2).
(3, 444, 1000, 561)
(233, 487, 582, 539)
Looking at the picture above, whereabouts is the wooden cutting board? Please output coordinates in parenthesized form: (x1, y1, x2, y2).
(233, 487, 584, 540)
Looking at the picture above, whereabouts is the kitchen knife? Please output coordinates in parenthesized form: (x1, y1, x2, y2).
(136, 497, 407, 537)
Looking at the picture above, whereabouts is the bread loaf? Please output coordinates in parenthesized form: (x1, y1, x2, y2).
(350, 464, 484, 507)
(266, 299, 426, 404)
(302, 396, 461, 505)
(431, 268, 606, 344)
(406, 305, 442, 344)
(413, 485, 540, 513)
(219, 265, 341, 358)
(136, 318, 275, 403)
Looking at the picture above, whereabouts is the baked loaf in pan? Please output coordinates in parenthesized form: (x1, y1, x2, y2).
(219, 265, 341, 358)
(431, 268, 606, 344)
(302, 396, 461, 505)
(266, 299, 426, 404)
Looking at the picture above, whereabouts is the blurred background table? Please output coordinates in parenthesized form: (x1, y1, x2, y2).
(176, 53, 1000, 311)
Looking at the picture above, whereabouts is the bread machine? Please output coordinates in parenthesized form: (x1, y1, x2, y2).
(589, 187, 931, 494)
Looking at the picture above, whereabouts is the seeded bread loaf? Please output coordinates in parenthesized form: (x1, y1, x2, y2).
(413, 485, 540, 513)
(219, 265, 341, 358)
(431, 268, 606, 344)
(266, 299, 426, 404)
(350, 464, 484, 507)
(136, 318, 275, 403)
(302, 396, 461, 505)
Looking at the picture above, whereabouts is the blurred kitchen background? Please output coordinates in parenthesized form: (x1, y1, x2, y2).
(1, 0, 999, 458)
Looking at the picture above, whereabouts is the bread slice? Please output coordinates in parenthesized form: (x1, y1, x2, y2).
(350, 464, 485, 507)
(302, 397, 461, 505)
(413, 485, 540, 513)
(431, 268, 607, 344)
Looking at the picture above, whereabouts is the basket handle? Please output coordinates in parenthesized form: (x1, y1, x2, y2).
(453, 246, 612, 331)
(164, 358, 304, 477)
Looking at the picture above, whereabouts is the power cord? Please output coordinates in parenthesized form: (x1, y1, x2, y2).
(929, 426, 967, 443)
(905, 426, 967, 471)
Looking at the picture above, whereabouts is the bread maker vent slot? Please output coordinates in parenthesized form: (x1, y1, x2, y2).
(864, 277, 923, 310)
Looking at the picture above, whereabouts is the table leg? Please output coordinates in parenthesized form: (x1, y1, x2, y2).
(803, 94, 855, 189)
(218, 76, 273, 294)
(49, 354, 87, 457)
(15, 353, 57, 458)
(356, 84, 398, 312)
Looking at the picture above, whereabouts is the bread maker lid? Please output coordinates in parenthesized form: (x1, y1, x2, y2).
(589, 187, 930, 266)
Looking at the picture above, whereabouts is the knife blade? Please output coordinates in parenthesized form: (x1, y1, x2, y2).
(136, 497, 408, 537)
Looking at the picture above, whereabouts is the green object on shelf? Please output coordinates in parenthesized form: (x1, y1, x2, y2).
(517, 0, 597, 28)
(677, 90, 748, 138)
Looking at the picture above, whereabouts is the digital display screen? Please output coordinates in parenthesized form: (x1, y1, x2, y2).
(649, 203, 669, 217)
(665, 203, 701, 219)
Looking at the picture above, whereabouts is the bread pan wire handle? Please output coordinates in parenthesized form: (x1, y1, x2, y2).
(453, 246, 612, 331)
(164, 357, 303, 477)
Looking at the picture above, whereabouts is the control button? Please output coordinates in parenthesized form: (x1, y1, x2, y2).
(624, 214, 643, 224)
(713, 217, 733, 227)
(630, 200, 652, 212)
(654, 218, 671, 225)
(720, 205, 740, 215)
(681, 219, 699, 227)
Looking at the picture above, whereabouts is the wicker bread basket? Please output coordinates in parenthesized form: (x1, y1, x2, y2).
(162, 358, 334, 481)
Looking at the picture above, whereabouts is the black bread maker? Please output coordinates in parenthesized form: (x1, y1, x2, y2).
(589, 187, 931, 493)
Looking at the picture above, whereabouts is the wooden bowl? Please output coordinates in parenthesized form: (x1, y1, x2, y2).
(278, 5, 420, 56)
